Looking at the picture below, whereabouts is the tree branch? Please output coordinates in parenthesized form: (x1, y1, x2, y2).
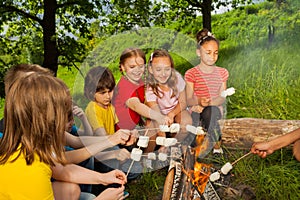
(186, 0, 203, 9)
(0, 5, 43, 25)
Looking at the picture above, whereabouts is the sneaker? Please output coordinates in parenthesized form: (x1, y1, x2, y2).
(213, 148, 223, 154)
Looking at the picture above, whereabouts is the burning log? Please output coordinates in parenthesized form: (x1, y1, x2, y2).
(162, 145, 221, 200)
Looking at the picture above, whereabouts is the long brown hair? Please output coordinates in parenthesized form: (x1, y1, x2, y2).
(147, 49, 178, 98)
(0, 73, 71, 166)
(4, 64, 53, 95)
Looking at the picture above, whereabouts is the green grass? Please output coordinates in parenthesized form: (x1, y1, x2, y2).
(126, 169, 167, 200)
(57, 66, 78, 93)
(232, 148, 300, 200)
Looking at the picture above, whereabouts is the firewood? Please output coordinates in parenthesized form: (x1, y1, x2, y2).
(219, 118, 300, 148)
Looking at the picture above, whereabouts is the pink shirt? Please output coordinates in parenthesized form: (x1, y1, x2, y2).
(146, 72, 185, 115)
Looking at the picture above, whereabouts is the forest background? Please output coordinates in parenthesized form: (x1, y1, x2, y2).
(1, 0, 300, 199)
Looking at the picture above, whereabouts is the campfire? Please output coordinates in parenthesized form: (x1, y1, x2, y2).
(192, 161, 212, 194)
(192, 134, 213, 194)
(162, 133, 223, 200)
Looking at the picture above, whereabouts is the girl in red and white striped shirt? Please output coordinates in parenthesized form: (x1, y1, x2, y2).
(185, 28, 229, 155)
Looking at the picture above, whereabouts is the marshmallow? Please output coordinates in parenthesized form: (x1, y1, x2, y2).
(186, 124, 197, 135)
(156, 136, 166, 146)
(186, 124, 205, 135)
(221, 87, 236, 98)
(164, 138, 177, 147)
(196, 126, 205, 135)
(158, 153, 168, 161)
(209, 171, 221, 182)
(169, 123, 180, 133)
(147, 153, 156, 160)
(220, 162, 233, 175)
(137, 136, 149, 148)
(159, 125, 170, 132)
(130, 148, 143, 161)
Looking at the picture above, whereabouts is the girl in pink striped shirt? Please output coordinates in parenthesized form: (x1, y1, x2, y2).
(185, 28, 229, 155)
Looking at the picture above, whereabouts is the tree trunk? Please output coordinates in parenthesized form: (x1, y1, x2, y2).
(43, 0, 59, 76)
(220, 118, 300, 148)
(202, 0, 212, 31)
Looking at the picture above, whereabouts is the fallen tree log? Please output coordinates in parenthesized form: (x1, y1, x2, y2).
(219, 118, 300, 148)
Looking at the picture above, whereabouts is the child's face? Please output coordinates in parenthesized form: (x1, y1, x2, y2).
(65, 119, 74, 132)
(197, 40, 219, 66)
(149, 56, 172, 85)
(94, 88, 113, 108)
(121, 56, 145, 83)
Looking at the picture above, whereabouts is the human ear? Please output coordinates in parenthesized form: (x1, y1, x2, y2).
(196, 49, 201, 57)
(148, 65, 153, 74)
(120, 64, 126, 72)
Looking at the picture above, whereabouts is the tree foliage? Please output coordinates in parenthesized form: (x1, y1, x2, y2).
(0, 0, 103, 76)
(154, 0, 254, 31)
(99, 0, 154, 35)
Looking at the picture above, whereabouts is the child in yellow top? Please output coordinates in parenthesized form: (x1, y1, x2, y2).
(0, 64, 128, 200)
(84, 66, 119, 136)
(0, 72, 71, 200)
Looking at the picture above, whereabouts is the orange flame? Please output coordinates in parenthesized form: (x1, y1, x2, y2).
(194, 135, 209, 158)
(193, 135, 212, 194)
(193, 161, 211, 193)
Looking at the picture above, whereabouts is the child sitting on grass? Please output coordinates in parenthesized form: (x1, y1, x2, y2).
(185, 28, 229, 155)
(84, 66, 142, 195)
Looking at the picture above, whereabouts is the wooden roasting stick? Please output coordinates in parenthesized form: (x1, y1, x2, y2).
(127, 129, 151, 177)
(137, 127, 160, 132)
(231, 151, 252, 166)
(126, 160, 135, 177)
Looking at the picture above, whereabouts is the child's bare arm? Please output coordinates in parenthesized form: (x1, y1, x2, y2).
(51, 164, 127, 185)
(94, 127, 108, 136)
(251, 128, 300, 158)
(210, 81, 227, 106)
(167, 89, 187, 120)
(127, 97, 170, 125)
(185, 81, 198, 106)
(72, 105, 93, 136)
(94, 148, 130, 162)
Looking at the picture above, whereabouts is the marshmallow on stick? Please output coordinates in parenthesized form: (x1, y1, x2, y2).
(220, 152, 252, 175)
(158, 153, 168, 161)
(220, 162, 233, 175)
(164, 138, 178, 147)
(159, 125, 170, 132)
(147, 153, 156, 160)
(209, 171, 221, 182)
(186, 124, 205, 135)
(155, 137, 177, 147)
(156, 136, 166, 146)
(137, 136, 149, 148)
(221, 87, 235, 98)
(169, 123, 180, 133)
(130, 148, 143, 161)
